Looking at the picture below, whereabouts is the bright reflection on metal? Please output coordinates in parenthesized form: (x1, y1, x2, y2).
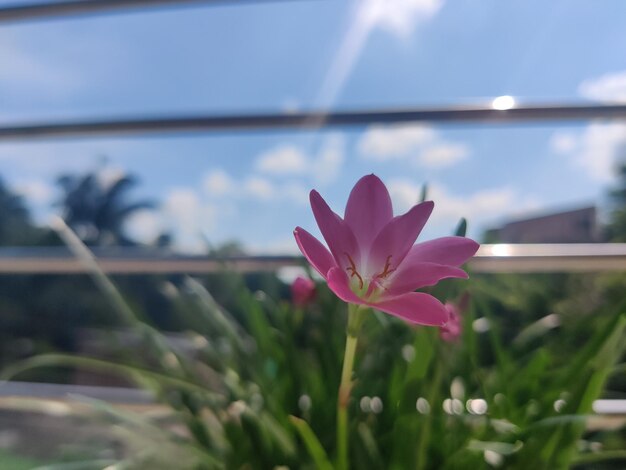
(492, 95, 516, 110)
(593, 399, 626, 414)
(490, 244, 513, 257)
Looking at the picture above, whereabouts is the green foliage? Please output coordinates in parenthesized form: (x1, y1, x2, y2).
(56, 169, 155, 247)
(0, 449, 42, 470)
(1, 221, 624, 468)
(4, 265, 624, 469)
(606, 161, 626, 241)
(0, 177, 45, 246)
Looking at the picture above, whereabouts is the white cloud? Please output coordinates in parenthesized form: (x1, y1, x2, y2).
(553, 73, 626, 182)
(387, 179, 540, 236)
(164, 189, 202, 225)
(244, 176, 275, 200)
(549, 132, 578, 154)
(282, 181, 309, 206)
(428, 185, 521, 224)
(256, 146, 309, 175)
(255, 135, 345, 185)
(579, 70, 626, 103)
(314, 134, 345, 185)
(358, 124, 469, 169)
(97, 165, 127, 189)
(124, 209, 163, 245)
(417, 143, 469, 168)
(162, 188, 217, 253)
(550, 123, 626, 182)
(12, 179, 54, 205)
(201, 168, 310, 207)
(358, 124, 436, 159)
(203, 169, 234, 196)
(361, 0, 444, 38)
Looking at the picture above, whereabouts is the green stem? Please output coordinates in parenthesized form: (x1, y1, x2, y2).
(416, 343, 444, 470)
(337, 304, 364, 470)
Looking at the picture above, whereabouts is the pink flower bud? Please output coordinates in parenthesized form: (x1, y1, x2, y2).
(291, 276, 316, 307)
(439, 302, 462, 342)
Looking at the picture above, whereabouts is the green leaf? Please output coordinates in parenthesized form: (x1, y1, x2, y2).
(454, 218, 468, 237)
(1, 354, 223, 403)
(467, 439, 524, 455)
(357, 423, 384, 469)
(289, 416, 334, 470)
(419, 183, 428, 203)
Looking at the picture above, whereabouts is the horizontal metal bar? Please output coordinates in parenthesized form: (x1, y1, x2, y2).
(471, 243, 626, 273)
(0, 0, 284, 23)
(0, 382, 624, 415)
(0, 381, 153, 404)
(0, 244, 624, 274)
(1, 103, 626, 142)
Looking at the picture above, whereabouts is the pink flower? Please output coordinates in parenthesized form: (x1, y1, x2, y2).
(291, 276, 316, 307)
(293, 175, 479, 326)
(440, 303, 462, 342)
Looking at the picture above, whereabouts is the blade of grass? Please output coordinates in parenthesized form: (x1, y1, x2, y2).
(289, 416, 334, 470)
(0, 353, 224, 402)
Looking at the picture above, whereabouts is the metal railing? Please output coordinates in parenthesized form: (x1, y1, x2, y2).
(0, 244, 625, 274)
(2, 103, 626, 142)
(0, 0, 290, 23)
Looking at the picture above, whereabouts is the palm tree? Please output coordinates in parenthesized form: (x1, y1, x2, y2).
(57, 169, 154, 246)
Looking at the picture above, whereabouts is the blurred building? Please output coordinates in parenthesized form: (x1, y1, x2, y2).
(486, 206, 600, 243)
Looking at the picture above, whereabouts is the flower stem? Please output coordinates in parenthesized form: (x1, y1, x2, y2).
(337, 304, 364, 470)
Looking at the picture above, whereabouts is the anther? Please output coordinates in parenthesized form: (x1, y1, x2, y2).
(376, 255, 396, 280)
(344, 253, 364, 290)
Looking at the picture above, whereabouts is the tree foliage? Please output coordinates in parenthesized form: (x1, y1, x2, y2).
(57, 170, 154, 246)
(606, 162, 626, 241)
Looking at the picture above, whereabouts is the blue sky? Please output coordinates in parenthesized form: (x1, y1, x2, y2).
(1, 0, 626, 252)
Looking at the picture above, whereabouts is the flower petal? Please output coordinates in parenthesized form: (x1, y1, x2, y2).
(310, 190, 360, 269)
(367, 201, 434, 276)
(294, 227, 336, 279)
(344, 174, 393, 252)
(373, 292, 448, 326)
(404, 236, 479, 267)
(327, 267, 366, 305)
(385, 262, 468, 295)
